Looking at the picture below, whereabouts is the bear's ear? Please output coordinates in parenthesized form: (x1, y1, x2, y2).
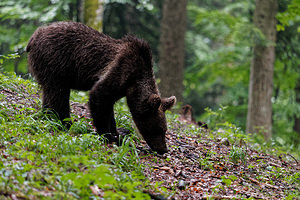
(161, 96, 176, 112)
(148, 94, 161, 111)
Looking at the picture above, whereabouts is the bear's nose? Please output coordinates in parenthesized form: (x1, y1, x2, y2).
(156, 147, 168, 155)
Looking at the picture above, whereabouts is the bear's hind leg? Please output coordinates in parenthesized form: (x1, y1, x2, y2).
(42, 86, 71, 126)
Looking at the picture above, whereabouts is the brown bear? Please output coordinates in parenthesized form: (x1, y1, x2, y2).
(26, 21, 176, 154)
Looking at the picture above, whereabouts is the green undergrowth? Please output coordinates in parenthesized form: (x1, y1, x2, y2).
(202, 106, 300, 160)
(0, 72, 151, 199)
(166, 103, 299, 161)
(165, 108, 300, 198)
(1, 72, 299, 199)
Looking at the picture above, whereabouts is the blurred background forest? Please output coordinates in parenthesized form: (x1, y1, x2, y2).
(0, 0, 300, 155)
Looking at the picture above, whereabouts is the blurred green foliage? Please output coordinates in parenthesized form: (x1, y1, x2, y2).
(0, 0, 77, 74)
(277, 0, 300, 31)
(184, 0, 300, 154)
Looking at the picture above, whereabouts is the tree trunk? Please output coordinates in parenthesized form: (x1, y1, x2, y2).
(84, 0, 104, 32)
(246, 0, 278, 140)
(77, 0, 84, 23)
(158, 0, 187, 102)
(294, 83, 300, 136)
(294, 114, 300, 136)
(14, 57, 20, 75)
(69, 2, 74, 20)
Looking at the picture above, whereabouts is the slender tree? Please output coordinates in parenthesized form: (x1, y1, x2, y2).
(158, 0, 187, 102)
(246, 0, 278, 139)
(294, 81, 300, 136)
(84, 0, 104, 32)
(77, 0, 84, 23)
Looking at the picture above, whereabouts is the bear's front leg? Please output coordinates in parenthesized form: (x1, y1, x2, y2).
(89, 83, 122, 144)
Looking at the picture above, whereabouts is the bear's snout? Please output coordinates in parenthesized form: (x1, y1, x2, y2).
(143, 134, 168, 155)
(155, 146, 168, 155)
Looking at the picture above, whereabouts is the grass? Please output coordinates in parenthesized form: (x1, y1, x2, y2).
(204, 106, 300, 160)
(0, 72, 299, 199)
(0, 72, 152, 199)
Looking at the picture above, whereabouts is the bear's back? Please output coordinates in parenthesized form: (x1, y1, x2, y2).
(27, 22, 122, 90)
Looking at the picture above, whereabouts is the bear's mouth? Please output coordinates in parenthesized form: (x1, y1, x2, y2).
(154, 147, 168, 155)
(143, 134, 168, 155)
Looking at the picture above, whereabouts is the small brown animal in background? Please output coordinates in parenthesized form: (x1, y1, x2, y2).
(178, 105, 208, 129)
(26, 21, 176, 154)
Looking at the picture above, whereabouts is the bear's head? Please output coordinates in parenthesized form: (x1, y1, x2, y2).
(131, 94, 176, 154)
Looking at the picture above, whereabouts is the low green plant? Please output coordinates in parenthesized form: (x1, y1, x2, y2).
(204, 105, 300, 160)
(221, 175, 238, 187)
(229, 145, 247, 164)
(0, 54, 20, 68)
(70, 91, 89, 103)
(205, 106, 249, 141)
(114, 97, 136, 133)
(198, 149, 215, 170)
(69, 117, 93, 135)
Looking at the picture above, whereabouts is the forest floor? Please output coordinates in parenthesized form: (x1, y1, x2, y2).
(71, 92, 300, 199)
(0, 74, 299, 199)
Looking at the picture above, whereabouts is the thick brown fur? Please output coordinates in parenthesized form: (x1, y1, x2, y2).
(27, 21, 176, 154)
